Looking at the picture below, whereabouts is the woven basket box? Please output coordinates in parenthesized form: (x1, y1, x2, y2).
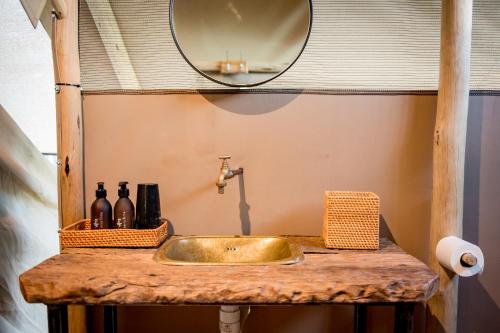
(59, 219, 168, 248)
(323, 191, 380, 249)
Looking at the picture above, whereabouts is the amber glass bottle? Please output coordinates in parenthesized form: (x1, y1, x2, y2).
(113, 181, 135, 229)
(90, 182, 112, 229)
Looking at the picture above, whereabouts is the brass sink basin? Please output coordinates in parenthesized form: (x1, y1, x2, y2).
(153, 236, 304, 265)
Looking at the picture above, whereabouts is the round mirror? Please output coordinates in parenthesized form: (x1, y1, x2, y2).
(170, 0, 312, 87)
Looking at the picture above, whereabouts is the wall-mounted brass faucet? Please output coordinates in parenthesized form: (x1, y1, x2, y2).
(216, 156, 243, 194)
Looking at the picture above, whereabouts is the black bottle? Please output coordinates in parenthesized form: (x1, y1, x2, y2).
(90, 182, 112, 229)
(113, 181, 135, 229)
(135, 183, 162, 229)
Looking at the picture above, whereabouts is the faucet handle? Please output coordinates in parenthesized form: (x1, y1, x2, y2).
(219, 155, 231, 160)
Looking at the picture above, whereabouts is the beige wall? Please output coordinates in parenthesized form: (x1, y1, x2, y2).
(83, 93, 499, 332)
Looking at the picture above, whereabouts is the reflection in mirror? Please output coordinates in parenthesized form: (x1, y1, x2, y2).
(170, 0, 312, 87)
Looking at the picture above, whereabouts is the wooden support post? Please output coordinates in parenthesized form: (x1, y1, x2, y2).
(52, 0, 86, 332)
(428, 1, 473, 332)
(53, 0, 84, 228)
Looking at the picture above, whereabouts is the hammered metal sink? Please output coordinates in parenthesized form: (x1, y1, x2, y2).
(153, 236, 304, 265)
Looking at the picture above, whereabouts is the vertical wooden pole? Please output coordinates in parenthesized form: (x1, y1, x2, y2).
(428, 1, 473, 332)
(52, 0, 86, 332)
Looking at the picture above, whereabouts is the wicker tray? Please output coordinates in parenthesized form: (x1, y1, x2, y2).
(59, 219, 169, 248)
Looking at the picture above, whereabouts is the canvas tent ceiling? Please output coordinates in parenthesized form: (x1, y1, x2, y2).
(17, 0, 500, 91)
(78, 0, 499, 92)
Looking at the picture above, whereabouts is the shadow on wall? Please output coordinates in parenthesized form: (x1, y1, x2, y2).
(458, 96, 500, 333)
(395, 96, 434, 262)
(379, 215, 395, 242)
(238, 173, 251, 235)
(200, 92, 301, 115)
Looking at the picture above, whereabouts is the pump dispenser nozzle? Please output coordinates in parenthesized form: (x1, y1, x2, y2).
(96, 182, 107, 198)
(118, 181, 130, 197)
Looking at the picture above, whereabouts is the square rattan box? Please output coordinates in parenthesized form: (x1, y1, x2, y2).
(323, 191, 379, 249)
(59, 219, 168, 248)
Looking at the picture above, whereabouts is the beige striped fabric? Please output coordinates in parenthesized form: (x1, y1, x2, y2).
(79, 0, 500, 92)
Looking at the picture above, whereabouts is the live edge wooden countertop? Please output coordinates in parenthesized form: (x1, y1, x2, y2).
(19, 237, 438, 305)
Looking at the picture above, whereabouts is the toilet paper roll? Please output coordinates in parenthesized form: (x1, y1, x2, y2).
(436, 236, 484, 277)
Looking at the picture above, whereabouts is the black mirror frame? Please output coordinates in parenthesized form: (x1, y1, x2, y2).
(169, 0, 313, 88)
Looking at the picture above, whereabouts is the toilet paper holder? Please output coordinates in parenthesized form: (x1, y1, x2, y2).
(459, 252, 477, 268)
(436, 236, 484, 277)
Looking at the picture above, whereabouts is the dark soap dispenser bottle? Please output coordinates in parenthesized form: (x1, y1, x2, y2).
(90, 182, 112, 229)
(113, 181, 135, 229)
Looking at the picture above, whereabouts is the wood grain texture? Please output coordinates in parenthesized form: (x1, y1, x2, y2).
(19, 237, 438, 306)
(52, 0, 86, 332)
(428, 1, 473, 332)
(55, 86, 84, 228)
(53, 0, 84, 228)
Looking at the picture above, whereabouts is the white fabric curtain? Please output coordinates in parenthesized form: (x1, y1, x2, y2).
(0, 105, 59, 333)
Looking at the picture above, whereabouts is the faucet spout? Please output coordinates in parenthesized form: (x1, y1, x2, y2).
(216, 156, 243, 194)
(216, 173, 227, 194)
